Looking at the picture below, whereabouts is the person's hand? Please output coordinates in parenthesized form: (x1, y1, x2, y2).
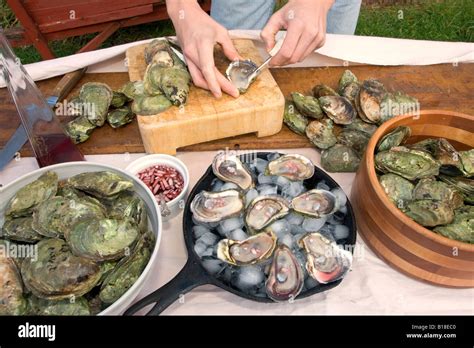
(167, 0, 241, 98)
(261, 0, 334, 67)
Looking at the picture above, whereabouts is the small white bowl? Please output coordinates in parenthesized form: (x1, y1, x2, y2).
(126, 154, 190, 221)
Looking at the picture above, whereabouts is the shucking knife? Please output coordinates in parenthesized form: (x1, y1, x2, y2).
(0, 28, 85, 169)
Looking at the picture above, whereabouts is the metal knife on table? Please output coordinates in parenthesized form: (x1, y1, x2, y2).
(0, 28, 86, 170)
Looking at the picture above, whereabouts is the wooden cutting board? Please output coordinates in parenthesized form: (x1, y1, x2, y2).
(126, 39, 285, 154)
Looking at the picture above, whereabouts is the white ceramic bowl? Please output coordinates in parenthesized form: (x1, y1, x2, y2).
(125, 154, 190, 221)
(0, 162, 162, 315)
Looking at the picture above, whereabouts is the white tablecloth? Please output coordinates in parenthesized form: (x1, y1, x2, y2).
(1, 150, 473, 315)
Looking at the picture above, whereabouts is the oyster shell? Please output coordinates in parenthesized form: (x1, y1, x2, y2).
(131, 94, 172, 116)
(337, 70, 358, 94)
(245, 196, 290, 231)
(433, 206, 474, 244)
(21, 238, 101, 300)
(111, 91, 129, 108)
(27, 296, 91, 316)
(337, 129, 370, 157)
(340, 81, 361, 105)
(1, 217, 43, 243)
(67, 171, 134, 198)
(413, 177, 464, 209)
(380, 92, 419, 123)
(321, 144, 360, 172)
(212, 152, 254, 191)
(312, 84, 338, 98)
(375, 147, 440, 180)
(65, 115, 96, 144)
(460, 149, 474, 177)
(358, 79, 387, 124)
(106, 192, 148, 233)
(291, 189, 338, 218)
(265, 154, 315, 181)
(438, 175, 474, 204)
(405, 200, 454, 227)
(191, 190, 244, 223)
(119, 81, 145, 100)
(319, 96, 357, 125)
(283, 101, 309, 135)
(265, 244, 304, 302)
(291, 92, 324, 119)
(0, 241, 27, 315)
(376, 126, 411, 152)
(345, 118, 378, 136)
(298, 232, 352, 284)
(6, 171, 58, 218)
(217, 231, 277, 266)
(79, 82, 113, 127)
(106, 106, 135, 128)
(65, 218, 139, 262)
(379, 173, 414, 209)
(305, 118, 337, 150)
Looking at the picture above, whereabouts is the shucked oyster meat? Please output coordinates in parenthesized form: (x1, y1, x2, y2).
(291, 189, 339, 218)
(191, 190, 244, 223)
(245, 196, 290, 232)
(212, 152, 254, 191)
(265, 154, 315, 181)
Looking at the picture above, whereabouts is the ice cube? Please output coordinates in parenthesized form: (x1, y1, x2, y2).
(201, 259, 224, 275)
(273, 175, 291, 189)
(254, 158, 269, 174)
(221, 182, 239, 191)
(193, 242, 207, 258)
(218, 217, 244, 236)
(291, 225, 306, 236)
(282, 181, 305, 199)
(316, 181, 330, 191)
(268, 219, 290, 238)
(339, 204, 348, 214)
(333, 225, 350, 240)
(302, 217, 327, 232)
(198, 231, 218, 246)
(267, 153, 281, 162)
(331, 187, 347, 207)
(245, 188, 259, 207)
(211, 178, 225, 192)
(230, 228, 248, 241)
(257, 184, 278, 196)
(286, 212, 304, 226)
(202, 247, 214, 257)
(258, 173, 274, 185)
(237, 265, 265, 289)
(280, 234, 294, 249)
(193, 225, 210, 239)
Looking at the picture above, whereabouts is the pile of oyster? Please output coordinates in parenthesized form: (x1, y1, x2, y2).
(190, 152, 353, 302)
(64, 39, 191, 144)
(0, 171, 154, 315)
(284, 70, 419, 173)
(375, 126, 474, 243)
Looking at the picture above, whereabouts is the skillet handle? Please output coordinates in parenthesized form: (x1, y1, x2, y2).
(123, 258, 209, 316)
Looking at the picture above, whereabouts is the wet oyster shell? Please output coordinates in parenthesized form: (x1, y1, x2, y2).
(291, 92, 324, 119)
(376, 126, 411, 152)
(291, 189, 338, 218)
(340, 81, 361, 105)
(67, 171, 134, 198)
(191, 190, 244, 223)
(245, 196, 290, 232)
(345, 118, 378, 136)
(321, 144, 360, 173)
(106, 192, 148, 233)
(337, 69, 358, 94)
(0, 241, 27, 315)
(27, 296, 91, 316)
(107, 106, 135, 129)
(131, 94, 172, 116)
(438, 175, 474, 204)
(312, 84, 338, 98)
(413, 177, 464, 209)
(21, 238, 101, 300)
(265, 245, 304, 302)
(405, 199, 454, 227)
(379, 173, 414, 209)
(6, 171, 58, 218)
(319, 96, 357, 125)
(1, 217, 43, 243)
(380, 92, 419, 124)
(217, 231, 277, 266)
(283, 101, 309, 135)
(65, 115, 96, 144)
(337, 128, 370, 157)
(305, 118, 337, 150)
(433, 218, 473, 244)
(358, 79, 387, 124)
(79, 82, 113, 127)
(266, 154, 315, 181)
(111, 91, 129, 108)
(459, 149, 474, 177)
(212, 152, 254, 191)
(119, 81, 145, 100)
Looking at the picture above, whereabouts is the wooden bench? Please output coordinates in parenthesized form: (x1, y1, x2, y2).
(5, 0, 211, 60)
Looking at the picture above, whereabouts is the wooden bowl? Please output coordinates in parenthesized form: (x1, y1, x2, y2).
(351, 110, 474, 287)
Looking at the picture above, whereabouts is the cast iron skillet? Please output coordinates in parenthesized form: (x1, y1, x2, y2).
(124, 152, 357, 315)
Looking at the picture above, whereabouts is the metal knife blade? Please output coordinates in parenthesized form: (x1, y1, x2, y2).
(0, 68, 87, 171)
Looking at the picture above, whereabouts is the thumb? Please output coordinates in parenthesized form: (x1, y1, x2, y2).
(218, 34, 243, 61)
(261, 14, 282, 52)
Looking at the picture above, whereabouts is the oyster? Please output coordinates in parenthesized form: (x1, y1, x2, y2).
(111, 91, 129, 108)
(1, 217, 43, 243)
(380, 92, 419, 123)
(340, 81, 361, 105)
(305, 119, 337, 150)
(119, 80, 145, 100)
(321, 144, 360, 172)
(319, 96, 357, 125)
(312, 84, 338, 98)
(65, 218, 139, 262)
(21, 238, 101, 300)
(459, 149, 474, 177)
(358, 79, 387, 124)
(65, 115, 96, 144)
(67, 171, 133, 198)
(0, 241, 27, 315)
(405, 200, 454, 227)
(298, 232, 352, 284)
(107, 106, 135, 128)
(375, 147, 440, 180)
(131, 95, 172, 116)
(438, 175, 474, 204)
(345, 118, 378, 136)
(379, 173, 414, 209)
(28, 296, 91, 316)
(265, 245, 304, 302)
(32, 197, 105, 238)
(433, 210, 473, 244)
(99, 234, 151, 304)
(245, 196, 290, 231)
(217, 231, 277, 266)
(413, 177, 464, 209)
(265, 154, 315, 181)
(107, 192, 148, 233)
(79, 82, 113, 127)
(337, 129, 370, 157)
(376, 126, 411, 152)
(144, 39, 178, 66)
(212, 152, 254, 191)
(6, 171, 58, 218)
(283, 101, 309, 135)
(291, 189, 338, 218)
(291, 92, 324, 119)
(67, 96, 84, 117)
(191, 190, 244, 223)
(337, 70, 358, 94)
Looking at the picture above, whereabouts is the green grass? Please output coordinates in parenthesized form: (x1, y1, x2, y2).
(1, 0, 473, 64)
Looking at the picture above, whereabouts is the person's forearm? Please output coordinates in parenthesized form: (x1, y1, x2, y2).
(166, 0, 200, 21)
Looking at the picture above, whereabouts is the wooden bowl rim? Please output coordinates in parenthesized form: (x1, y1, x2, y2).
(365, 109, 474, 252)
